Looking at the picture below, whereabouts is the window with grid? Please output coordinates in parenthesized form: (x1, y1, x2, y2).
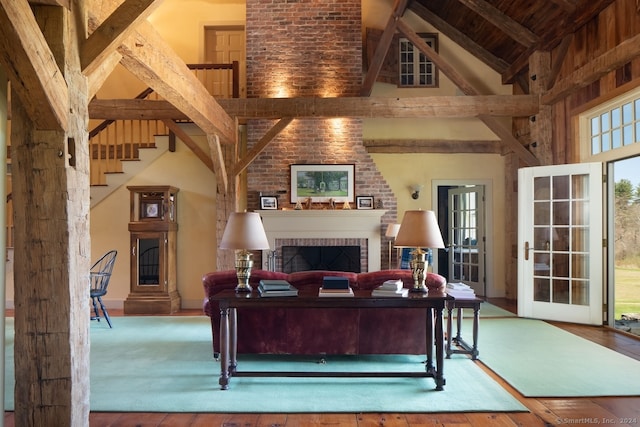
(588, 95, 640, 155)
(399, 34, 438, 88)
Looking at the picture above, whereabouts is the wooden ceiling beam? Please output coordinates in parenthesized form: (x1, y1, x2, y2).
(88, 95, 539, 120)
(360, 0, 409, 96)
(162, 119, 214, 172)
(363, 139, 502, 154)
(396, 17, 539, 166)
(0, 0, 68, 130)
(456, 0, 539, 47)
(82, 0, 162, 76)
(232, 118, 293, 177)
(115, 20, 236, 144)
(409, 2, 508, 74)
(542, 32, 640, 105)
(28, 0, 69, 7)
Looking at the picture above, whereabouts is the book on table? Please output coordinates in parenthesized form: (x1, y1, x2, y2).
(371, 279, 408, 297)
(318, 287, 354, 297)
(446, 282, 476, 299)
(258, 280, 298, 297)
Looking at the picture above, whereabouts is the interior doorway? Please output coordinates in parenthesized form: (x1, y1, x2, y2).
(204, 26, 246, 98)
(610, 156, 640, 336)
(435, 182, 488, 297)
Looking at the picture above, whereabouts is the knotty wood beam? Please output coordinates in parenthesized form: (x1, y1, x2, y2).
(82, 0, 162, 76)
(87, 50, 121, 98)
(162, 119, 214, 172)
(546, 34, 573, 91)
(0, 0, 68, 130)
(542, 32, 640, 105)
(207, 133, 228, 194)
(360, 0, 409, 96)
(396, 18, 539, 166)
(363, 139, 502, 154)
(232, 118, 293, 176)
(88, 96, 539, 119)
(116, 20, 236, 144)
(409, 1, 508, 74)
(28, 0, 69, 7)
(456, 0, 539, 47)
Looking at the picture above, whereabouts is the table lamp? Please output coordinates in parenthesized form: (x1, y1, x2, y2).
(385, 223, 401, 270)
(394, 210, 445, 293)
(219, 212, 270, 292)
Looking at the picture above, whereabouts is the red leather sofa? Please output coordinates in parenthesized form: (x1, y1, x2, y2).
(202, 269, 447, 357)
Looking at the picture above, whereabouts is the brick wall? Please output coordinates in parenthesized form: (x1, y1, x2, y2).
(245, 0, 397, 271)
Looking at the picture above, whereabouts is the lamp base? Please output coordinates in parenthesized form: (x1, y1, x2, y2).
(234, 250, 254, 293)
(409, 249, 428, 293)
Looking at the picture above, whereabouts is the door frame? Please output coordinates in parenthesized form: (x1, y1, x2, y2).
(432, 179, 494, 296)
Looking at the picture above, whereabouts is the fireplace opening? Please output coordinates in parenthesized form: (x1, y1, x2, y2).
(281, 246, 361, 273)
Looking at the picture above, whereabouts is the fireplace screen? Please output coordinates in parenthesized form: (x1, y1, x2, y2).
(281, 246, 361, 273)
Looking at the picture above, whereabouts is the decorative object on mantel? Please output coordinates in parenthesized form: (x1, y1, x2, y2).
(329, 198, 336, 209)
(290, 164, 355, 204)
(294, 200, 303, 210)
(260, 196, 278, 210)
(219, 212, 270, 293)
(342, 201, 351, 209)
(394, 210, 445, 294)
(305, 197, 313, 210)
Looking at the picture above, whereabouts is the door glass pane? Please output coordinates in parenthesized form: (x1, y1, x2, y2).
(553, 175, 570, 199)
(534, 278, 550, 301)
(553, 279, 570, 303)
(572, 281, 589, 306)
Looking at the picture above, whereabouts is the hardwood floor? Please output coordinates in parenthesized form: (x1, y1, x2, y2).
(5, 300, 640, 427)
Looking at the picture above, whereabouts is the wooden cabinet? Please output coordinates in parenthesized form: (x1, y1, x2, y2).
(124, 186, 181, 314)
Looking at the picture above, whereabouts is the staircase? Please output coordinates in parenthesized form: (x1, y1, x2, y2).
(88, 62, 239, 207)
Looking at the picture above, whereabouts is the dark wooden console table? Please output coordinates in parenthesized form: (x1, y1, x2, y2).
(212, 289, 452, 391)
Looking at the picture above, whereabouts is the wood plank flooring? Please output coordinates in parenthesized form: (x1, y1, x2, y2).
(4, 299, 640, 427)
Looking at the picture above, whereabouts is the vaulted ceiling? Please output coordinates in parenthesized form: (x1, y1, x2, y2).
(409, 0, 615, 89)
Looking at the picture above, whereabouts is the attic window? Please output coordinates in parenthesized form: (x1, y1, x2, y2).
(398, 34, 438, 88)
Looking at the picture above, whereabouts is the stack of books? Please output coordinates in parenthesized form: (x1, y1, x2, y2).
(318, 276, 354, 297)
(258, 280, 298, 297)
(371, 279, 408, 298)
(446, 282, 476, 299)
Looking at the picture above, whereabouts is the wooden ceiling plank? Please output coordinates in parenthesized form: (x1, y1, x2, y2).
(88, 95, 539, 120)
(116, 20, 236, 144)
(542, 31, 640, 105)
(409, 2, 508, 74)
(360, 0, 409, 96)
(456, 0, 539, 47)
(207, 133, 228, 194)
(547, 0, 578, 13)
(396, 17, 539, 166)
(232, 117, 294, 177)
(0, 0, 68, 130)
(82, 0, 163, 75)
(162, 119, 214, 172)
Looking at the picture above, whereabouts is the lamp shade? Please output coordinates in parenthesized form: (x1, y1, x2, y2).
(385, 223, 401, 238)
(394, 210, 445, 249)
(219, 212, 270, 250)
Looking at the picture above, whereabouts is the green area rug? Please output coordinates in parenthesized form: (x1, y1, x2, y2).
(450, 301, 515, 318)
(4, 316, 527, 413)
(477, 317, 640, 397)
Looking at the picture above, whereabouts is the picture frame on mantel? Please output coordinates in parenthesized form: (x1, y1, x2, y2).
(356, 195, 374, 209)
(290, 164, 355, 204)
(260, 196, 278, 210)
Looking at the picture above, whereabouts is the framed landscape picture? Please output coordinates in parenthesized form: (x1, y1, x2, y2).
(260, 196, 278, 210)
(290, 164, 355, 204)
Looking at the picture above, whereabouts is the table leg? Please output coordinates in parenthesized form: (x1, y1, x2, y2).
(471, 304, 480, 360)
(229, 308, 237, 374)
(218, 306, 230, 390)
(434, 306, 446, 391)
(455, 307, 463, 343)
(425, 307, 434, 373)
(446, 302, 453, 359)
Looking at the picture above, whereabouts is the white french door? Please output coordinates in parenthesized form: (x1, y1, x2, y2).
(448, 186, 485, 296)
(518, 162, 604, 324)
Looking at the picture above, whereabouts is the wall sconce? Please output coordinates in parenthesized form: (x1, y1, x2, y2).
(410, 185, 424, 200)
